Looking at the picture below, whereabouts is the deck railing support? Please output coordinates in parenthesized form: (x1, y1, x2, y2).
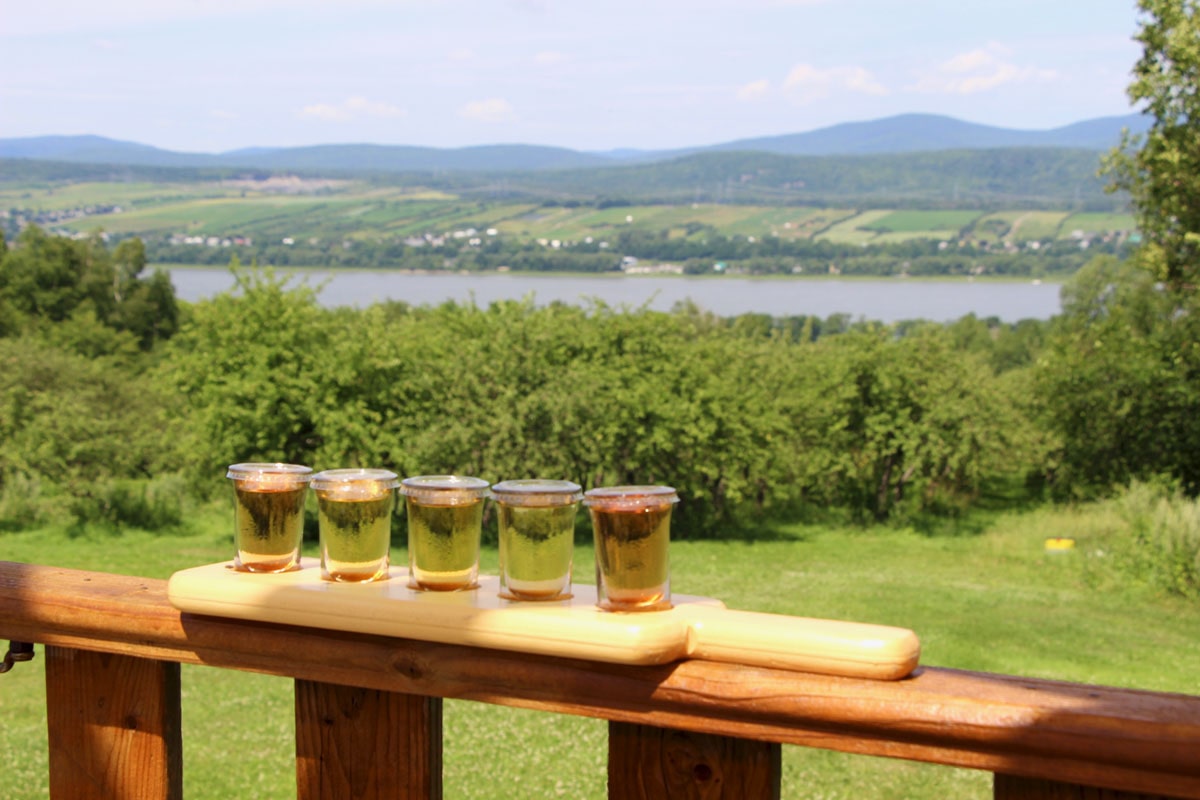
(295, 680, 442, 800)
(608, 722, 782, 799)
(45, 647, 183, 800)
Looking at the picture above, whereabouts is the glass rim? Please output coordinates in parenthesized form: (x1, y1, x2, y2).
(491, 479, 583, 505)
(583, 485, 679, 507)
(399, 474, 490, 503)
(227, 462, 313, 481)
(311, 468, 399, 491)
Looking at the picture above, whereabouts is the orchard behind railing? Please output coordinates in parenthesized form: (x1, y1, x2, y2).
(1, 561, 1198, 800)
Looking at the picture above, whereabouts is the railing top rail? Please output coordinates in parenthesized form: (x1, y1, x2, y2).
(2, 561, 1199, 798)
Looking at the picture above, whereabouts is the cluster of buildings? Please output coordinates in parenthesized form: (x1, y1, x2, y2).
(167, 234, 253, 248)
(3, 205, 122, 236)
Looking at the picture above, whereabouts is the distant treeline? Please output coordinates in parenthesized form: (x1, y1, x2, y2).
(3, 226, 1197, 543)
(432, 148, 1123, 210)
(1, 144, 1126, 209)
(141, 224, 1129, 277)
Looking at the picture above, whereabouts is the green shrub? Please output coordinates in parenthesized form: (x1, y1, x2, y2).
(1110, 481, 1200, 599)
(67, 475, 188, 531)
(0, 474, 62, 530)
(0, 337, 184, 528)
(1079, 481, 1200, 599)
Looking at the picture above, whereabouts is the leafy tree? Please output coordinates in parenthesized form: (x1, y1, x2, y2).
(1062, 0, 1200, 498)
(0, 336, 184, 524)
(0, 226, 178, 350)
(792, 326, 1041, 520)
(114, 267, 180, 348)
(161, 263, 333, 486)
(112, 238, 147, 301)
(0, 226, 88, 322)
(1104, 0, 1200, 291)
(1036, 256, 1200, 496)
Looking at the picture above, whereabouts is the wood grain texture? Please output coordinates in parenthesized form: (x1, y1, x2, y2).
(45, 646, 182, 800)
(295, 681, 442, 800)
(609, 722, 781, 799)
(4, 563, 1200, 799)
(995, 773, 1186, 799)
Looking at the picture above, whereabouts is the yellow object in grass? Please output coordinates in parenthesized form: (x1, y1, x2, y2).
(1044, 537, 1076, 551)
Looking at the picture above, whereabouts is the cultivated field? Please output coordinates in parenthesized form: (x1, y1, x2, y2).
(5, 179, 1136, 249)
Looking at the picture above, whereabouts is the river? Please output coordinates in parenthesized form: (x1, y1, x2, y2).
(166, 268, 1063, 323)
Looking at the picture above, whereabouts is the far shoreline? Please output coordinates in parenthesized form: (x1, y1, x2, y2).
(158, 263, 1068, 285)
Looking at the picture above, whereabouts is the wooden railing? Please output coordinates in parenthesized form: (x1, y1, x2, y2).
(1, 560, 1198, 800)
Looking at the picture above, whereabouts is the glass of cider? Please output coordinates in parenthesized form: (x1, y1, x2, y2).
(227, 462, 313, 573)
(491, 479, 582, 601)
(584, 485, 679, 612)
(399, 475, 490, 591)
(312, 468, 398, 583)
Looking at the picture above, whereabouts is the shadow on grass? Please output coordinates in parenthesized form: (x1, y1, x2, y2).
(659, 501, 853, 543)
(892, 478, 1049, 538)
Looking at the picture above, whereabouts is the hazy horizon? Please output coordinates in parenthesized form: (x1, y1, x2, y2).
(1, 1, 1142, 154)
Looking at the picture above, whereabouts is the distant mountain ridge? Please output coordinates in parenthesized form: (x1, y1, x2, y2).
(0, 113, 1148, 174)
(702, 113, 1149, 157)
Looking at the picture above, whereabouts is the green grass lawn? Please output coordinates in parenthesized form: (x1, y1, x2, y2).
(817, 210, 895, 244)
(815, 209, 989, 245)
(489, 203, 864, 244)
(1060, 212, 1137, 235)
(970, 211, 1071, 243)
(3, 498, 1197, 799)
(862, 209, 982, 234)
(0, 181, 228, 212)
(1006, 211, 1070, 241)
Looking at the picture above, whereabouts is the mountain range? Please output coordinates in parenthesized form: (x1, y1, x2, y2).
(0, 113, 1149, 175)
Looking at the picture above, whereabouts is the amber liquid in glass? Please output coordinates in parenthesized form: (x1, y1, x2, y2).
(317, 486, 394, 582)
(233, 483, 307, 573)
(590, 502, 673, 611)
(406, 499, 484, 590)
(498, 503, 576, 600)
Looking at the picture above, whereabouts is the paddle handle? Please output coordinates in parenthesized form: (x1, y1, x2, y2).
(681, 606, 921, 680)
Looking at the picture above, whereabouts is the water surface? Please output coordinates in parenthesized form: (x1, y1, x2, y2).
(167, 268, 1062, 323)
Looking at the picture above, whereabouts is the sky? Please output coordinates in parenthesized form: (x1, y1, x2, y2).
(0, 0, 1145, 154)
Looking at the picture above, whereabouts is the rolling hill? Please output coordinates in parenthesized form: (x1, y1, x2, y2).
(695, 113, 1150, 157)
(0, 113, 1148, 174)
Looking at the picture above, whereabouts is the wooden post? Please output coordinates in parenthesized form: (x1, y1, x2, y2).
(295, 679, 442, 800)
(994, 773, 1183, 799)
(45, 646, 182, 800)
(608, 721, 781, 800)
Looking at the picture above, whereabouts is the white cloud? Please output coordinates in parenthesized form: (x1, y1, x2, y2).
(737, 79, 770, 102)
(910, 45, 1058, 95)
(534, 50, 565, 65)
(301, 103, 346, 122)
(346, 96, 405, 118)
(448, 47, 476, 62)
(782, 63, 887, 103)
(459, 97, 515, 123)
(943, 48, 1003, 74)
(210, 109, 237, 120)
(299, 96, 405, 122)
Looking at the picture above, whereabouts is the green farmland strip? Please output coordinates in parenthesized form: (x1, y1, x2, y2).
(1061, 212, 1136, 235)
(816, 210, 894, 244)
(862, 209, 982, 233)
(9, 178, 1137, 248)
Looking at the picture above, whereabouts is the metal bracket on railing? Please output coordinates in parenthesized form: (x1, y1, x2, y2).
(0, 641, 34, 674)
